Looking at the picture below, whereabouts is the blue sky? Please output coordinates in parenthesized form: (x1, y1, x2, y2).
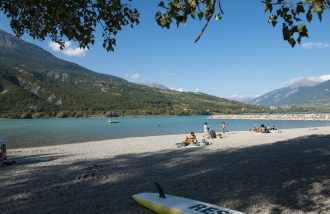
(1, 1, 330, 100)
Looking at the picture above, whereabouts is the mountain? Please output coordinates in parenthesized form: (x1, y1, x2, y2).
(139, 82, 169, 90)
(228, 95, 259, 103)
(0, 30, 263, 118)
(252, 80, 330, 108)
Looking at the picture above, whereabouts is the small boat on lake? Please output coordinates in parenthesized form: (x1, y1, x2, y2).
(108, 119, 120, 124)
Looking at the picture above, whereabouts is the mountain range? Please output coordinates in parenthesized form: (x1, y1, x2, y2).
(252, 79, 330, 109)
(0, 30, 263, 118)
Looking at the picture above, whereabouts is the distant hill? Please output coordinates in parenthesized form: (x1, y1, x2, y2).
(139, 82, 169, 90)
(252, 80, 330, 109)
(0, 30, 263, 118)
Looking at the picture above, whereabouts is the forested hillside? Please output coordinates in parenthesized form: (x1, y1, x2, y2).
(0, 30, 263, 118)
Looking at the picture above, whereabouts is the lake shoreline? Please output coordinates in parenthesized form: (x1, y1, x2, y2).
(1, 126, 330, 213)
(2, 112, 330, 120)
(2, 116, 330, 149)
(210, 113, 330, 121)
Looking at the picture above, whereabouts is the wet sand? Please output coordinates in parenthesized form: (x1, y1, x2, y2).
(1, 126, 330, 213)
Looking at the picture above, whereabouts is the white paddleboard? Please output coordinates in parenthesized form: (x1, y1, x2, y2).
(133, 192, 244, 214)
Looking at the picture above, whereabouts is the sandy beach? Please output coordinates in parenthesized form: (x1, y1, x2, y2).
(1, 126, 330, 213)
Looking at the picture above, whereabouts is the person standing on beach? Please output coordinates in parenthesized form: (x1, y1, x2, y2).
(203, 122, 210, 138)
(221, 122, 227, 134)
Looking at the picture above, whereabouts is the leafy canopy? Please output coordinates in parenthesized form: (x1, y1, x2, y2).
(0, 0, 329, 51)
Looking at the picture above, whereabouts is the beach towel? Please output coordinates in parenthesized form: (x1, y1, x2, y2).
(176, 142, 184, 148)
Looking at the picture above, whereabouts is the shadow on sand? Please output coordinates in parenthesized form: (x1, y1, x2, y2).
(1, 134, 329, 213)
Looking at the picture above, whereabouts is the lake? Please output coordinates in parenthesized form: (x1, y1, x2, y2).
(1, 115, 330, 148)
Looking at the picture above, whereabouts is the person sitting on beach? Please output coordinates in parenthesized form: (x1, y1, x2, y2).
(184, 132, 197, 146)
(210, 128, 216, 139)
(270, 125, 277, 131)
(258, 124, 266, 133)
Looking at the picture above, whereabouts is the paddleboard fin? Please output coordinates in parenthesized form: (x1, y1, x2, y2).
(154, 182, 166, 199)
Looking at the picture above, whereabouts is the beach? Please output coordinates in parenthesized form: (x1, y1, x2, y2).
(1, 126, 330, 213)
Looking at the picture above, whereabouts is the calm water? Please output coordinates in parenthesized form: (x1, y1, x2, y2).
(1, 115, 330, 148)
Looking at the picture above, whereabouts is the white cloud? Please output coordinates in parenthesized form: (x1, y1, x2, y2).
(48, 41, 88, 57)
(63, 47, 88, 57)
(48, 41, 63, 51)
(301, 42, 330, 49)
(130, 73, 142, 81)
(195, 88, 200, 92)
(228, 93, 261, 101)
(169, 87, 184, 92)
(283, 74, 330, 88)
(175, 88, 184, 92)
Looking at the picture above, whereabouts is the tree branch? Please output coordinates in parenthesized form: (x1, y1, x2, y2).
(259, 0, 303, 5)
(194, 0, 216, 43)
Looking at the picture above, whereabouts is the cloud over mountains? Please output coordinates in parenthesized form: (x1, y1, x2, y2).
(48, 41, 88, 57)
(283, 74, 330, 88)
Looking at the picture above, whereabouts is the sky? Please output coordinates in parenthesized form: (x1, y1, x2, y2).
(1, 1, 330, 100)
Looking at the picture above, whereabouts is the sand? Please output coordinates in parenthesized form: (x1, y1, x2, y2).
(1, 126, 330, 213)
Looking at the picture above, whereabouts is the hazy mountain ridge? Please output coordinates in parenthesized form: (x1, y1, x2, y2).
(0, 30, 263, 118)
(139, 82, 169, 90)
(252, 80, 330, 108)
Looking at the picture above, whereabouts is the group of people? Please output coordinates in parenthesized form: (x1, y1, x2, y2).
(250, 124, 277, 133)
(183, 122, 228, 146)
(203, 122, 216, 139)
(204, 122, 227, 139)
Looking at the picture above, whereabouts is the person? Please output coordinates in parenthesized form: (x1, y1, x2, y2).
(210, 128, 216, 139)
(203, 122, 210, 139)
(270, 125, 277, 131)
(220, 122, 227, 134)
(258, 124, 266, 133)
(265, 125, 271, 133)
(184, 132, 197, 146)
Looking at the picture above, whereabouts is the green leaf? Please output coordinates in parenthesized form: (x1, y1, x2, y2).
(297, 24, 307, 33)
(296, 4, 305, 14)
(198, 11, 203, 20)
(158, 1, 164, 7)
(306, 11, 313, 22)
(264, 4, 273, 13)
(160, 17, 169, 27)
(311, 2, 323, 14)
(288, 38, 296, 47)
(282, 24, 291, 40)
(268, 15, 277, 27)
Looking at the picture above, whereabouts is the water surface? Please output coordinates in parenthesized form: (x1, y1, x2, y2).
(1, 115, 330, 148)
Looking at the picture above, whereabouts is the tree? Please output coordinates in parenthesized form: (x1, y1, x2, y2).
(0, 0, 329, 51)
(156, 0, 330, 47)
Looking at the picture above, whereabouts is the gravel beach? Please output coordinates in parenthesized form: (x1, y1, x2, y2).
(1, 126, 330, 213)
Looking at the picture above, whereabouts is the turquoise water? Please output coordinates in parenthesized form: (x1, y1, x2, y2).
(1, 115, 330, 148)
